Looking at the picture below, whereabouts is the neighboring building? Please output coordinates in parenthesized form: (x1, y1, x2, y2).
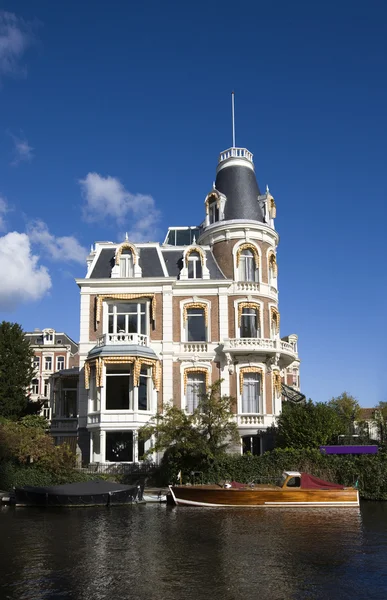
(72, 141, 301, 465)
(26, 328, 79, 420)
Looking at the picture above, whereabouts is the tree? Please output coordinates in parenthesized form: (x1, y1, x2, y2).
(0, 322, 36, 419)
(327, 392, 361, 435)
(373, 402, 387, 445)
(139, 380, 240, 479)
(274, 400, 344, 449)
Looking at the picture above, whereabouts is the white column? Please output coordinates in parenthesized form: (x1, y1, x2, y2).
(162, 288, 174, 405)
(219, 291, 230, 396)
(90, 434, 94, 463)
(100, 430, 106, 462)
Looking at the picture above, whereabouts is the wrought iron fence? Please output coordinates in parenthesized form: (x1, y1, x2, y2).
(78, 462, 157, 476)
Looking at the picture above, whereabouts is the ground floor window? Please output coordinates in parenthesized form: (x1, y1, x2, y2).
(106, 431, 133, 462)
(242, 435, 261, 456)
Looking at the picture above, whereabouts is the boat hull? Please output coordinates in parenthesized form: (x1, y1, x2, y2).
(169, 486, 359, 507)
(14, 481, 140, 507)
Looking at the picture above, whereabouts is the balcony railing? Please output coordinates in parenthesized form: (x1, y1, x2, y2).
(235, 282, 261, 292)
(50, 418, 78, 431)
(219, 147, 253, 164)
(224, 337, 298, 358)
(237, 414, 264, 426)
(182, 342, 208, 353)
(97, 333, 149, 347)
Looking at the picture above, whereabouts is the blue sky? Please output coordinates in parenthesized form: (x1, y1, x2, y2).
(0, 0, 386, 407)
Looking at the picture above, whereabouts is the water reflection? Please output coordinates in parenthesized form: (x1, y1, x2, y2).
(1, 504, 386, 600)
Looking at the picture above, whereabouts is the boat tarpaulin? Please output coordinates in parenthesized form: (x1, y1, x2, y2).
(301, 473, 345, 489)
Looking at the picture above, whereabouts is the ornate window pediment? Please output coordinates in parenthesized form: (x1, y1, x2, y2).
(180, 246, 210, 280)
(268, 252, 278, 278)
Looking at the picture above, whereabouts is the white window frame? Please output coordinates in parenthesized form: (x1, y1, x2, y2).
(31, 379, 39, 395)
(208, 201, 219, 224)
(138, 366, 152, 412)
(44, 356, 53, 371)
(43, 379, 50, 398)
(239, 306, 261, 338)
(238, 249, 259, 282)
(105, 364, 134, 411)
(185, 307, 207, 342)
(56, 356, 65, 371)
(106, 301, 149, 336)
(237, 364, 265, 415)
(185, 372, 206, 413)
(187, 252, 203, 279)
(119, 252, 134, 278)
(33, 356, 40, 371)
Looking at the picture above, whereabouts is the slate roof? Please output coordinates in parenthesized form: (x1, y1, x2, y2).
(89, 245, 226, 280)
(215, 164, 265, 222)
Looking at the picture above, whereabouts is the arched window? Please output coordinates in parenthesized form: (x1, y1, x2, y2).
(268, 253, 278, 283)
(238, 249, 259, 282)
(270, 308, 280, 338)
(188, 251, 203, 279)
(120, 248, 134, 278)
(241, 373, 261, 413)
(238, 303, 260, 338)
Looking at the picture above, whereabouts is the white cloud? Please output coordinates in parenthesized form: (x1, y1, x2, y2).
(27, 220, 88, 264)
(0, 11, 33, 77)
(0, 231, 51, 310)
(10, 133, 34, 165)
(0, 196, 8, 231)
(79, 172, 161, 242)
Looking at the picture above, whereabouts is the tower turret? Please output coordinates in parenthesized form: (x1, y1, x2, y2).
(215, 147, 265, 222)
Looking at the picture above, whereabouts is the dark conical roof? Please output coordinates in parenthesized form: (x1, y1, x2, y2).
(215, 148, 264, 222)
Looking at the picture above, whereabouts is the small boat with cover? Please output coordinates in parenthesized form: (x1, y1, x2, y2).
(169, 471, 359, 508)
(14, 480, 141, 507)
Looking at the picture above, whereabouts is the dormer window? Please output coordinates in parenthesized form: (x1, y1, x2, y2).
(209, 201, 219, 224)
(119, 248, 134, 278)
(238, 249, 258, 282)
(188, 251, 203, 279)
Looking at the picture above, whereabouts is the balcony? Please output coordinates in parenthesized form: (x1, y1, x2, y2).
(97, 333, 149, 347)
(50, 418, 78, 432)
(181, 342, 208, 353)
(223, 337, 298, 367)
(237, 414, 264, 426)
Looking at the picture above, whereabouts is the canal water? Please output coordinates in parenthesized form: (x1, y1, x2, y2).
(1, 502, 387, 600)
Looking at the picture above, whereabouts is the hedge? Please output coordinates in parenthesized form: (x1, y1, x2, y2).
(0, 461, 107, 491)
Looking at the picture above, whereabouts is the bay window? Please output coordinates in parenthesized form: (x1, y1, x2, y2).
(138, 367, 151, 411)
(106, 364, 132, 410)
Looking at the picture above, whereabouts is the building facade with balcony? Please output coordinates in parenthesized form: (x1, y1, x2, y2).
(76, 143, 301, 464)
(26, 328, 79, 423)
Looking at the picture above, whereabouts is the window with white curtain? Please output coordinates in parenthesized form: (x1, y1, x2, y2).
(241, 373, 261, 413)
(186, 372, 206, 413)
(238, 249, 258, 282)
(240, 307, 259, 338)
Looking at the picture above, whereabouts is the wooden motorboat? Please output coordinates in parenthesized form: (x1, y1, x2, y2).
(169, 471, 359, 508)
(14, 480, 141, 507)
